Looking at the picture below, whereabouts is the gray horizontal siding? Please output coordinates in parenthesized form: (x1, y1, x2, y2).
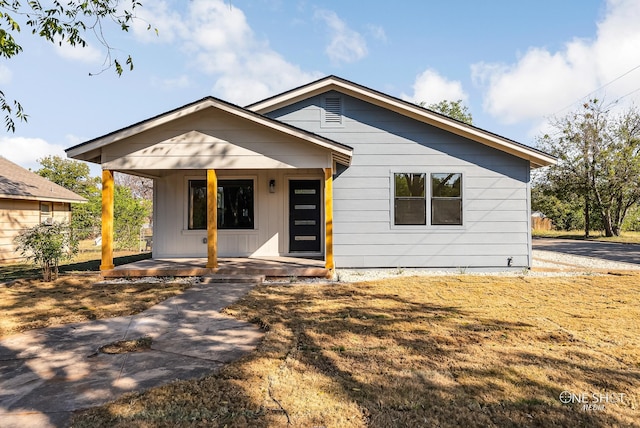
(334, 243, 527, 257)
(268, 92, 532, 268)
(334, 255, 529, 269)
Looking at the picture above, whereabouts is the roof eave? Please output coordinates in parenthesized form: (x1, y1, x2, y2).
(248, 76, 557, 169)
(66, 96, 353, 166)
(0, 194, 87, 203)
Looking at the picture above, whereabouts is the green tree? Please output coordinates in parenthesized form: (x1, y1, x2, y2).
(114, 185, 151, 250)
(36, 156, 101, 239)
(37, 155, 99, 195)
(421, 99, 473, 125)
(531, 175, 586, 231)
(537, 100, 640, 237)
(15, 221, 78, 281)
(0, 0, 149, 131)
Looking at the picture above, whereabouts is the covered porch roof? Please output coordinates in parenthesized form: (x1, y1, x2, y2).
(65, 96, 353, 176)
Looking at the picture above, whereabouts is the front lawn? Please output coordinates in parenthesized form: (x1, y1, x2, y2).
(71, 274, 640, 427)
(533, 229, 640, 244)
(0, 275, 191, 338)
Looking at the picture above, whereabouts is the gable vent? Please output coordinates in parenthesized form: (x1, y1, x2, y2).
(324, 96, 342, 125)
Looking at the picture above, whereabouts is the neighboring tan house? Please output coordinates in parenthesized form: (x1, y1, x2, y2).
(0, 157, 86, 263)
(65, 76, 555, 272)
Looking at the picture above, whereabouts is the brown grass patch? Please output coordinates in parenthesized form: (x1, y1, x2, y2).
(533, 230, 640, 244)
(0, 276, 191, 338)
(71, 274, 640, 427)
(99, 337, 153, 354)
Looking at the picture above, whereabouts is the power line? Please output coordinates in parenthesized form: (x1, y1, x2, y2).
(614, 86, 640, 103)
(553, 63, 640, 115)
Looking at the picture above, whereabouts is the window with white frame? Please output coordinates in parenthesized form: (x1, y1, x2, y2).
(394, 173, 426, 225)
(187, 179, 255, 230)
(40, 202, 53, 225)
(431, 173, 462, 225)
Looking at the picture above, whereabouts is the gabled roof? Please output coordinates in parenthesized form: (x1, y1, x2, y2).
(247, 75, 556, 168)
(66, 96, 353, 166)
(0, 157, 87, 203)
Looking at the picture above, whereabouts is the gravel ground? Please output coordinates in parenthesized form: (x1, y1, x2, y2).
(94, 249, 640, 286)
(332, 249, 640, 283)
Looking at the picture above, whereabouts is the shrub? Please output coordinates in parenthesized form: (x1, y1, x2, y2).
(14, 222, 78, 281)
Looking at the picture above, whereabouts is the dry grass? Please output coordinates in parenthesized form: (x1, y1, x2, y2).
(533, 230, 640, 244)
(71, 273, 640, 427)
(99, 337, 153, 354)
(0, 276, 191, 338)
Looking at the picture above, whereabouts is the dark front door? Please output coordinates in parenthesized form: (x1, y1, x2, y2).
(289, 180, 322, 252)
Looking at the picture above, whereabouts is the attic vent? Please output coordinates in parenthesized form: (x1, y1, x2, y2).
(323, 96, 343, 126)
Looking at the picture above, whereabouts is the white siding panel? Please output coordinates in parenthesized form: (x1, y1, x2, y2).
(153, 169, 323, 258)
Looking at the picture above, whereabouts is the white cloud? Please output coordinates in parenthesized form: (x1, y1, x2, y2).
(402, 69, 468, 105)
(0, 64, 12, 84)
(132, 0, 186, 43)
(314, 9, 368, 64)
(367, 24, 387, 43)
(473, 0, 640, 125)
(135, 0, 320, 104)
(54, 40, 102, 64)
(0, 137, 67, 171)
(151, 75, 192, 90)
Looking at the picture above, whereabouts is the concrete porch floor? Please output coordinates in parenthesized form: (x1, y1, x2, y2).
(101, 256, 330, 278)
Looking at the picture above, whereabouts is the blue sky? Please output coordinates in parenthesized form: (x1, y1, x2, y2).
(2, 0, 640, 175)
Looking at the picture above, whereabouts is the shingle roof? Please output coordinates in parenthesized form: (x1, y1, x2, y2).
(0, 157, 87, 203)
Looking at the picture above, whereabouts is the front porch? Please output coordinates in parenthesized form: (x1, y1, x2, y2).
(101, 256, 330, 279)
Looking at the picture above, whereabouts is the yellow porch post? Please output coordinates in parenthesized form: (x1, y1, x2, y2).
(206, 169, 219, 269)
(324, 167, 335, 271)
(100, 169, 115, 271)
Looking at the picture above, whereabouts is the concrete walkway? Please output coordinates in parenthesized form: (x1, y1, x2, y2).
(0, 282, 263, 428)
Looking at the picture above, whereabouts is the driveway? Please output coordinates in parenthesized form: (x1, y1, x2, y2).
(532, 238, 640, 265)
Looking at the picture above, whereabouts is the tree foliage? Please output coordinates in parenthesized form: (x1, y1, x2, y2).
(37, 155, 99, 195)
(35, 157, 152, 247)
(37, 156, 101, 239)
(114, 184, 151, 250)
(536, 100, 640, 236)
(422, 99, 473, 125)
(0, 0, 148, 131)
(14, 221, 78, 281)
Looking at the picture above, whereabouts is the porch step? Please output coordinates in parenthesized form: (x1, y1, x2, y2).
(200, 274, 265, 285)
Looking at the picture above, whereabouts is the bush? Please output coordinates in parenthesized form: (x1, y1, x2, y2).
(14, 222, 78, 281)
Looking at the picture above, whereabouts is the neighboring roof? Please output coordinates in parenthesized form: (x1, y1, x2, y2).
(66, 96, 353, 166)
(247, 75, 557, 168)
(0, 157, 87, 203)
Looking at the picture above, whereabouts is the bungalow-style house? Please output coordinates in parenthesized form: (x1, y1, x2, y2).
(0, 157, 86, 263)
(65, 76, 555, 272)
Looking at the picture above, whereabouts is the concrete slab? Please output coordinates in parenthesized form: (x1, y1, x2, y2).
(0, 281, 263, 428)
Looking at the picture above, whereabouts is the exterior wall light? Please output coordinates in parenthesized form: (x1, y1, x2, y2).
(269, 179, 276, 193)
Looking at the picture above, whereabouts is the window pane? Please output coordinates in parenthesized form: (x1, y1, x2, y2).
(395, 199, 426, 225)
(432, 173, 461, 197)
(188, 179, 255, 230)
(395, 173, 425, 197)
(188, 180, 207, 230)
(218, 179, 254, 229)
(432, 199, 462, 225)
